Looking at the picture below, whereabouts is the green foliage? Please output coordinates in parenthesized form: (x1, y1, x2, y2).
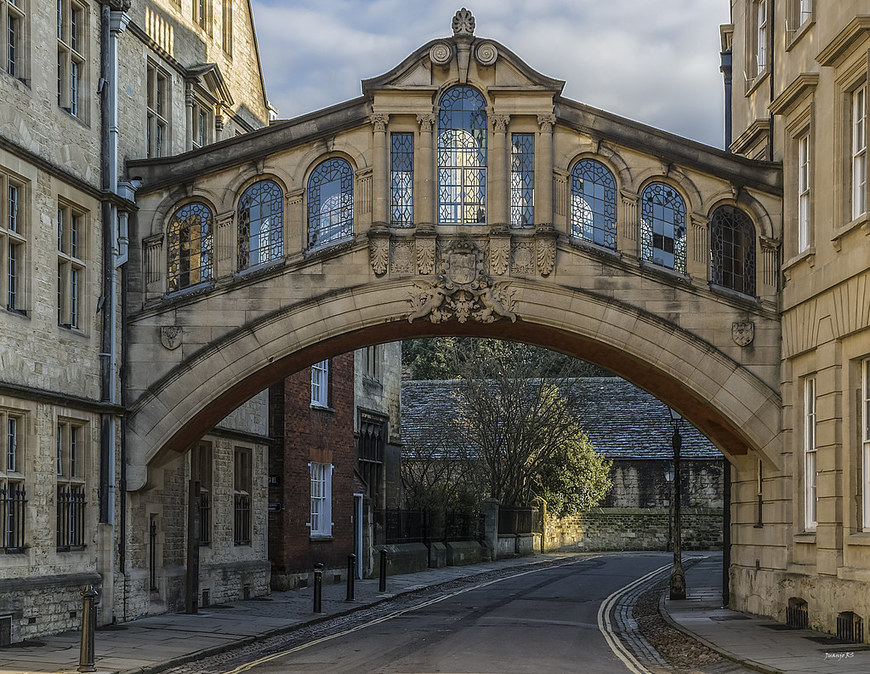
(402, 337, 609, 380)
(536, 427, 612, 517)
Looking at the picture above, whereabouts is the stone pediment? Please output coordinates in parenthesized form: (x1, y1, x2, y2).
(361, 8, 565, 95)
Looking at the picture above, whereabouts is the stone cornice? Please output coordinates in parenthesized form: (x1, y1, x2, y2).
(817, 16, 870, 67)
(769, 74, 819, 116)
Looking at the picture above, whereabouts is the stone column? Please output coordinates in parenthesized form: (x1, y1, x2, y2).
(536, 114, 556, 226)
(286, 189, 304, 253)
(416, 113, 436, 228)
(619, 189, 640, 257)
(489, 114, 510, 227)
(184, 82, 194, 151)
(371, 114, 389, 227)
(687, 213, 709, 280)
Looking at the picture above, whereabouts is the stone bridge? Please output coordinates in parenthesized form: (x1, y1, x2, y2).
(125, 12, 782, 491)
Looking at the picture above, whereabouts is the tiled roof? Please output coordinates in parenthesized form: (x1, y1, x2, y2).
(401, 377, 721, 460)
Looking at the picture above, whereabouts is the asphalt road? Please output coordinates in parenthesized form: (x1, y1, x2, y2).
(220, 553, 670, 673)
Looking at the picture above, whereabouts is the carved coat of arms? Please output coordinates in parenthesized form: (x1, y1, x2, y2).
(732, 321, 755, 347)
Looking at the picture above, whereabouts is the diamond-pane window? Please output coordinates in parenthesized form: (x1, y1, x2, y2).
(571, 159, 617, 248)
(710, 206, 756, 296)
(307, 158, 353, 248)
(437, 86, 487, 224)
(510, 133, 534, 227)
(238, 180, 283, 270)
(640, 182, 686, 273)
(390, 133, 414, 226)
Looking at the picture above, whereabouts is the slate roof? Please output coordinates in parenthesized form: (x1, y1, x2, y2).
(401, 377, 721, 461)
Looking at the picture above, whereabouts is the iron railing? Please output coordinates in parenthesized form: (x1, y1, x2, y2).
(57, 485, 85, 549)
(837, 611, 864, 643)
(234, 494, 251, 546)
(1, 484, 26, 550)
(786, 598, 809, 629)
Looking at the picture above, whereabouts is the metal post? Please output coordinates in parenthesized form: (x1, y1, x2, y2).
(670, 424, 686, 600)
(379, 548, 387, 592)
(78, 585, 98, 673)
(185, 479, 201, 614)
(313, 562, 324, 613)
(346, 554, 355, 601)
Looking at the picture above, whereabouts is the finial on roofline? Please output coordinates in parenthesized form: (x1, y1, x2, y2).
(452, 8, 475, 37)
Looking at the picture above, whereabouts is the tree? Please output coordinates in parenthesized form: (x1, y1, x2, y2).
(446, 342, 612, 514)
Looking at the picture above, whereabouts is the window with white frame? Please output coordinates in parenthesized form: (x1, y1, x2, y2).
(1, 409, 26, 551)
(804, 376, 817, 531)
(754, 0, 768, 77)
(308, 461, 332, 537)
(2, 0, 27, 80)
(311, 359, 329, 407)
(797, 132, 811, 253)
(146, 62, 170, 158)
(57, 201, 84, 329)
(56, 419, 85, 549)
(852, 85, 867, 221)
(862, 359, 870, 531)
(57, 0, 85, 118)
(1, 172, 25, 313)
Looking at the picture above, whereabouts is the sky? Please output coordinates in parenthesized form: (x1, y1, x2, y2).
(249, 0, 731, 149)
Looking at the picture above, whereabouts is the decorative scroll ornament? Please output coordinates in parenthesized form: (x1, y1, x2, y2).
(417, 113, 436, 133)
(489, 237, 510, 276)
(407, 240, 517, 324)
(475, 42, 498, 66)
(369, 230, 390, 276)
(491, 114, 509, 134)
(452, 8, 475, 37)
(429, 41, 453, 66)
(416, 236, 436, 275)
(537, 113, 556, 133)
(392, 240, 415, 275)
(732, 321, 755, 347)
(160, 326, 182, 350)
(370, 113, 388, 133)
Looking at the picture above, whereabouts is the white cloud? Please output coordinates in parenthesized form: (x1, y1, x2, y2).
(251, 0, 729, 147)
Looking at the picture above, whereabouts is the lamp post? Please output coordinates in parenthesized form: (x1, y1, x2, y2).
(664, 463, 674, 552)
(668, 407, 686, 600)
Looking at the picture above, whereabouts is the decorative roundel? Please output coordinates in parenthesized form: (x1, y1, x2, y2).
(475, 42, 498, 67)
(429, 42, 453, 66)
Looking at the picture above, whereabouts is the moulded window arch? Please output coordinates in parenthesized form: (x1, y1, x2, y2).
(640, 182, 687, 273)
(710, 205, 756, 297)
(570, 158, 617, 249)
(238, 179, 284, 270)
(167, 202, 213, 292)
(437, 85, 488, 224)
(307, 158, 353, 248)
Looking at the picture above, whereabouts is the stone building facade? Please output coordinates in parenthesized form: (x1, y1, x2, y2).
(723, 1, 870, 637)
(0, 0, 271, 643)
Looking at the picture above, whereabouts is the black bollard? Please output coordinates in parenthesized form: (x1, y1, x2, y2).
(346, 554, 356, 601)
(379, 548, 388, 592)
(313, 562, 324, 613)
(78, 585, 98, 673)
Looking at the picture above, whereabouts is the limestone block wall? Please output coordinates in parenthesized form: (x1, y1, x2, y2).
(603, 459, 724, 509)
(545, 507, 724, 553)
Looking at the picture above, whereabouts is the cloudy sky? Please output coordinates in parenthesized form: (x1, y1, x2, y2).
(250, 0, 731, 149)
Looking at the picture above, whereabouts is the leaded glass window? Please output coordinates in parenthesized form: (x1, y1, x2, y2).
(390, 133, 414, 226)
(238, 180, 283, 270)
(437, 86, 487, 224)
(640, 182, 686, 273)
(168, 202, 213, 293)
(710, 206, 756, 296)
(570, 159, 617, 248)
(510, 133, 534, 227)
(307, 158, 353, 248)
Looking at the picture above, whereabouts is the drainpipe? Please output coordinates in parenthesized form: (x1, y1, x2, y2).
(767, 0, 775, 162)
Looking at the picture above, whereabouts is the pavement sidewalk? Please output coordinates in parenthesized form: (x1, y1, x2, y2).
(3, 551, 869, 674)
(663, 553, 870, 674)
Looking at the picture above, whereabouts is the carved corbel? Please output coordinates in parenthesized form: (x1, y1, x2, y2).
(415, 229, 437, 275)
(535, 224, 558, 276)
(488, 226, 511, 276)
(368, 227, 390, 276)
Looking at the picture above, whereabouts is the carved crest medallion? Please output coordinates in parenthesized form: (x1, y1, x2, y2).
(160, 326, 182, 350)
(732, 321, 755, 347)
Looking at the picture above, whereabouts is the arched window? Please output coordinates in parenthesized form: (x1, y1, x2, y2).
(167, 202, 213, 292)
(710, 205, 756, 296)
(571, 159, 617, 248)
(640, 182, 686, 273)
(238, 180, 284, 270)
(437, 86, 487, 224)
(307, 158, 353, 248)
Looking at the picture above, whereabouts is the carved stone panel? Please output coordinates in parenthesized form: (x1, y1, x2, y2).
(415, 232, 436, 275)
(489, 234, 510, 276)
(536, 225, 557, 277)
(392, 240, 415, 276)
(512, 240, 535, 276)
(368, 229, 390, 276)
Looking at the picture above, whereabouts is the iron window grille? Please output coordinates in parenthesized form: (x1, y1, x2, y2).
(56, 484, 85, 549)
(710, 206, 756, 296)
(390, 133, 414, 226)
(1, 411, 25, 551)
(307, 158, 353, 248)
(640, 182, 686, 273)
(437, 86, 487, 224)
(510, 133, 534, 227)
(233, 447, 252, 545)
(238, 180, 284, 270)
(167, 202, 213, 293)
(570, 159, 617, 248)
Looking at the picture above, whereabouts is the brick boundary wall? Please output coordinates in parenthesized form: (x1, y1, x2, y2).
(544, 507, 723, 552)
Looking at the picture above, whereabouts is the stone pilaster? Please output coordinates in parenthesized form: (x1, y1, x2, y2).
(535, 114, 556, 227)
(489, 114, 510, 227)
(286, 190, 304, 253)
(619, 189, 639, 257)
(370, 114, 389, 227)
(416, 113, 436, 228)
(687, 213, 709, 281)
